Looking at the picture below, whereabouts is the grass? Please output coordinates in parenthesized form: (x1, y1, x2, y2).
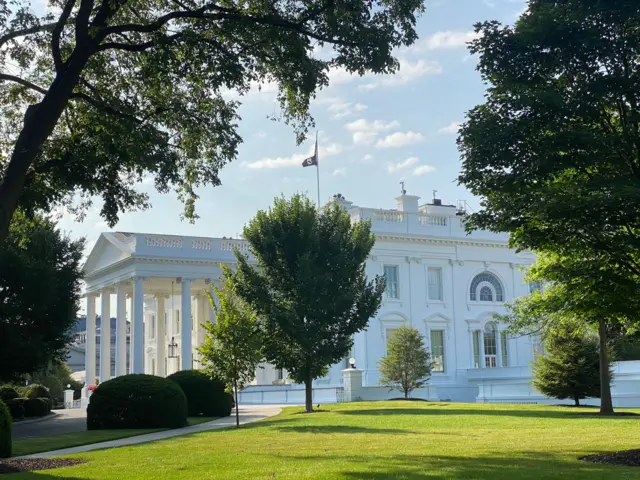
(11, 417, 217, 457)
(9, 402, 640, 479)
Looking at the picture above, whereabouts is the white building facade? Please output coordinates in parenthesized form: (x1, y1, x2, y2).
(80, 191, 640, 406)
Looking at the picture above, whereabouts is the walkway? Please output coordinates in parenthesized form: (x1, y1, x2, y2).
(12, 408, 88, 440)
(16, 405, 283, 459)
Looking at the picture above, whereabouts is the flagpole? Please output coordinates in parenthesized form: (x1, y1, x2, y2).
(315, 131, 320, 208)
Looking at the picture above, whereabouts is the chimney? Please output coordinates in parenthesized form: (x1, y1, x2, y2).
(332, 193, 354, 211)
(395, 193, 420, 213)
(433, 198, 442, 206)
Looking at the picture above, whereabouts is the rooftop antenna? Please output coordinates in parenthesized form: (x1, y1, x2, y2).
(433, 189, 438, 201)
(400, 181, 406, 195)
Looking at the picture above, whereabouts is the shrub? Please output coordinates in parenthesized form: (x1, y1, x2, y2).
(87, 374, 188, 430)
(0, 400, 10, 458)
(25, 384, 53, 410)
(167, 370, 233, 417)
(24, 398, 50, 417)
(5, 398, 26, 420)
(0, 385, 19, 402)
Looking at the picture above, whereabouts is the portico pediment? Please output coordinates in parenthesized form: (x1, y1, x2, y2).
(83, 233, 134, 277)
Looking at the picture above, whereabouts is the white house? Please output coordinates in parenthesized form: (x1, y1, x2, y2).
(80, 190, 640, 406)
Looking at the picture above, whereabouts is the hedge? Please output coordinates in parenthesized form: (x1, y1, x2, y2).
(167, 370, 233, 417)
(5, 398, 26, 420)
(0, 400, 11, 458)
(0, 385, 19, 403)
(87, 374, 188, 430)
(24, 398, 51, 417)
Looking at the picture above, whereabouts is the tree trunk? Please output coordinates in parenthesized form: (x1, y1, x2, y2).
(404, 388, 408, 399)
(574, 396, 580, 407)
(234, 381, 239, 428)
(0, 45, 93, 244)
(598, 319, 614, 415)
(304, 373, 313, 413)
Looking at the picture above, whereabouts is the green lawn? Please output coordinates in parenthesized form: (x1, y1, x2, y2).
(11, 402, 640, 479)
(12, 416, 217, 457)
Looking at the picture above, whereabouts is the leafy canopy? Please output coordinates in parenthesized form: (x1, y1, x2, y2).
(232, 193, 384, 411)
(457, 0, 640, 279)
(199, 267, 263, 395)
(0, 0, 425, 242)
(378, 326, 432, 399)
(0, 210, 84, 383)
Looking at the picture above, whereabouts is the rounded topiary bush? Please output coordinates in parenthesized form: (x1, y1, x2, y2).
(0, 385, 19, 402)
(0, 400, 11, 458)
(167, 370, 233, 417)
(87, 374, 188, 430)
(5, 398, 26, 420)
(25, 384, 51, 400)
(24, 398, 50, 417)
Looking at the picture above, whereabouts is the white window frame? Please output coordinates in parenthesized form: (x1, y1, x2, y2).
(424, 315, 450, 375)
(469, 272, 505, 304)
(383, 264, 400, 299)
(430, 329, 445, 373)
(427, 266, 444, 302)
(384, 327, 400, 355)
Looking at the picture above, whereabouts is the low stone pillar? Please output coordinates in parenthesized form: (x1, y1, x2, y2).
(63, 389, 74, 409)
(342, 368, 364, 402)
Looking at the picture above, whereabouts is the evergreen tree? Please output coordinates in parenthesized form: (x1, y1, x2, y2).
(532, 330, 608, 406)
(378, 326, 432, 399)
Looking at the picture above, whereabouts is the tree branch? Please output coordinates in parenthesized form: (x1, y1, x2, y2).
(52, 0, 77, 72)
(96, 32, 184, 52)
(75, 0, 96, 44)
(0, 74, 47, 94)
(0, 22, 58, 50)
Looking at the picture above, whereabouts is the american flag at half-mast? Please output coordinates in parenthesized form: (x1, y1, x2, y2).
(301, 135, 318, 167)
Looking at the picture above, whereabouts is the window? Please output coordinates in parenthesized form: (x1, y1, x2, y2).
(470, 272, 504, 302)
(528, 281, 543, 294)
(150, 315, 156, 339)
(430, 330, 445, 372)
(175, 310, 180, 333)
(427, 267, 443, 301)
(472, 331, 481, 369)
(383, 265, 399, 299)
(276, 368, 283, 381)
(501, 331, 509, 367)
(385, 328, 399, 353)
(484, 323, 497, 368)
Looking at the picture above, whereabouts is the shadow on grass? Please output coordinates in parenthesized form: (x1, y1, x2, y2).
(337, 407, 640, 421)
(275, 425, 416, 435)
(277, 451, 636, 479)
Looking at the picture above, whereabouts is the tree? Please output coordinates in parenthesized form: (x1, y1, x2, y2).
(502, 252, 639, 415)
(199, 268, 263, 428)
(378, 326, 432, 399)
(0, 0, 426, 244)
(0, 210, 84, 382)
(232, 194, 384, 413)
(532, 329, 608, 407)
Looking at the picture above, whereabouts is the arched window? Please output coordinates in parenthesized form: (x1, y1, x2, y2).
(470, 272, 504, 302)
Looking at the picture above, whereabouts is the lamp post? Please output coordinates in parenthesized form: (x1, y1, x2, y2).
(349, 358, 356, 369)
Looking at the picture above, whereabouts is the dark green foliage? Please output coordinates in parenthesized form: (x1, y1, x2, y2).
(533, 330, 610, 406)
(24, 398, 50, 417)
(87, 374, 188, 430)
(0, 0, 426, 243)
(0, 385, 19, 402)
(25, 384, 51, 400)
(4, 398, 25, 420)
(0, 211, 84, 382)
(233, 194, 385, 412)
(0, 400, 10, 458)
(167, 370, 232, 418)
(378, 326, 433, 399)
(614, 336, 640, 361)
(30, 362, 80, 403)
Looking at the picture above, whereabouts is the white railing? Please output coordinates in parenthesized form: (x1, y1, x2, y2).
(191, 238, 211, 250)
(220, 240, 251, 252)
(418, 215, 447, 227)
(144, 235, 183, 248)
(373, 210, 405, 223)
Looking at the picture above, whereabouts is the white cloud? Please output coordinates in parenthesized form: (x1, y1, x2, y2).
(438, 122, 461, 135)
(354, 104, 368, 112)
(245, 143, 343, 169)
(360, 59, 442, 90)
(387, 157, 419, 173)
(333, 167, 347, 176)
(408, 30, 481, 53)
(482, 0, 496, 8)
(253, 131, 268, 139)
(345, 119, 400, 146)
(361, 154, 374, 163)
(412, 165, 437, 176)
(376, 131, 425, 149)
(327, 100, 369, 119)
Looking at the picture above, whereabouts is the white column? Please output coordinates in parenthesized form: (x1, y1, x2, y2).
(115, 283, 127, 377)
(132, 276, 145, 373)
(145, 312, 153, 374)
(100, 289, 111, 381)
(156, 295, 166, 377)
(479, 330, 486, 369)
(128, 294, 133, 373)
(180, 279, 192, 370)
(85, 294, 97, 386)
(496, 328, 503, 368)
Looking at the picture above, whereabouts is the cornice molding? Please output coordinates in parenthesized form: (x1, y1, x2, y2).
(375, 233, 512, 249)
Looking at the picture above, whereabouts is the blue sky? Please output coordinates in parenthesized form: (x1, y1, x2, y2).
(55, 0, 527, 257)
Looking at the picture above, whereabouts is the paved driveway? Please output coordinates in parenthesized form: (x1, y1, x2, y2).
(12, 409, 87, 440)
